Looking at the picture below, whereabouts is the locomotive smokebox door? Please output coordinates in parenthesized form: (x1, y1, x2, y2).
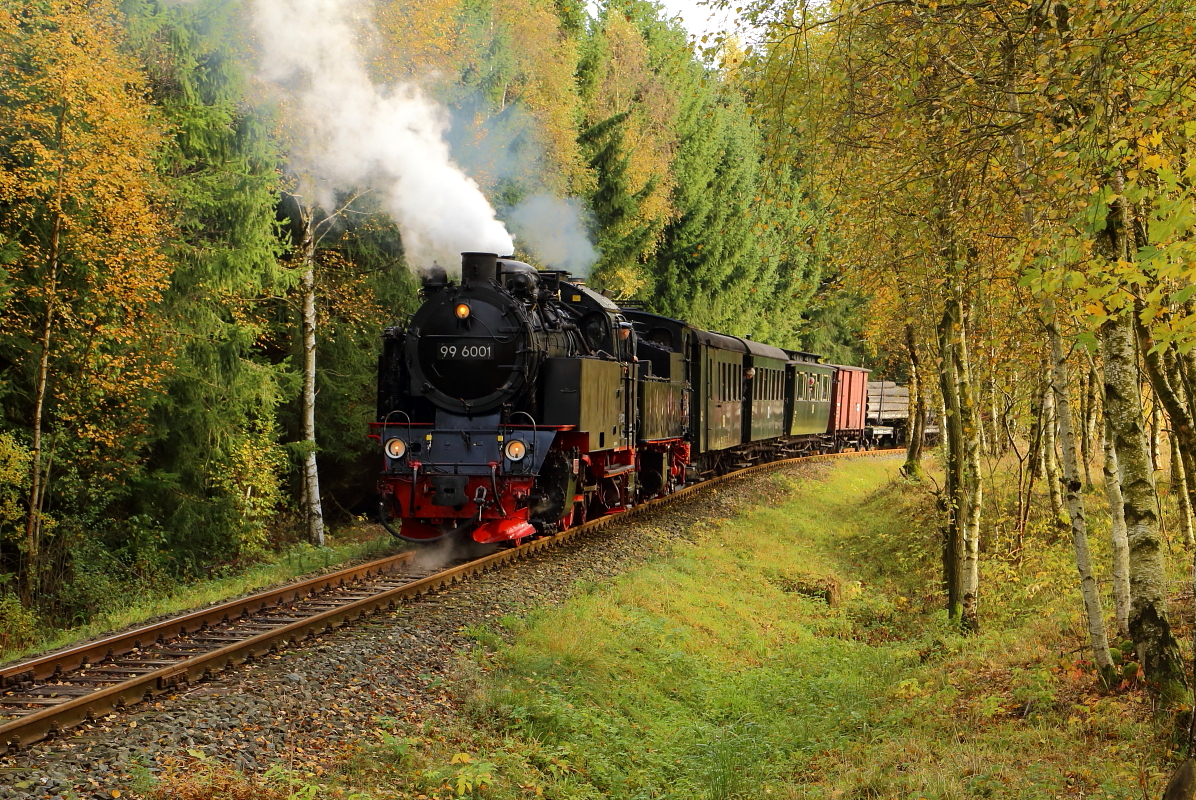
(430, 475, 470, 508)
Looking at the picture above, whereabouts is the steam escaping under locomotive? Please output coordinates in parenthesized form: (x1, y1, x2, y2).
(372, 251, 898, 545)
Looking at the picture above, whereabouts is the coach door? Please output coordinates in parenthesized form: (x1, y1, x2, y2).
(705, 349, 743, 451)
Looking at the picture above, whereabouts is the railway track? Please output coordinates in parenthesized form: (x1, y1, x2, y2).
(0, 448, 887, 755)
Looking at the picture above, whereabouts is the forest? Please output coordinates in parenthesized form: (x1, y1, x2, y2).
(0, 0, 826, 632)
(4, 0, 1196, 740)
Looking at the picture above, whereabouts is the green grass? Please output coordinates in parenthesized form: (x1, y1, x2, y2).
(1, 529, 400, 666)
(147, 458, 1181, 799)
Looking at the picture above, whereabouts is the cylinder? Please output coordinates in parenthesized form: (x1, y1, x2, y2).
(461, 252, 498, 285)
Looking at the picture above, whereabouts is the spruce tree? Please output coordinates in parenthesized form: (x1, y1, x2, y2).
(579, 111, 659, 291)
(123, 0, 291, 563)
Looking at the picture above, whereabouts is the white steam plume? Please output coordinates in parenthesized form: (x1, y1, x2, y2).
(506, 195, 598, 276)
(251, 0, 514, 272)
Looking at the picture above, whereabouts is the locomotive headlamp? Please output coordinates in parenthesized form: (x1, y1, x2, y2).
(454, 302, 471, 320)
(384, 437, 407, 459)
(504, 439, 527, 461)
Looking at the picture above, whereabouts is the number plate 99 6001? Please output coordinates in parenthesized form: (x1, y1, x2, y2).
(436, 342, 493, 360)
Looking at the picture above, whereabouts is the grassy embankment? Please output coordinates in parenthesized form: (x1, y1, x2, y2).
(1, 529, 399, 666)
(151, 458, 1181, 799)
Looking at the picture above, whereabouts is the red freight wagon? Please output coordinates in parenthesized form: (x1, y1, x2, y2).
(829, 365, 870, 435)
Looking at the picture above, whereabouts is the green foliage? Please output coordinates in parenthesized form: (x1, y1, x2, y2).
(0, 590, 39, 652)
(423, 752, 498, 797)
(800, 284, 868, 365)
(580, 111, 660, 293)
(122, 0, 292, 566)
(0, 431, 30, 549)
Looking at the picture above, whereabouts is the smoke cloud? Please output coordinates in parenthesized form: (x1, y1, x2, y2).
(251, 0, 514, 272)
(506, 195, 598, 275)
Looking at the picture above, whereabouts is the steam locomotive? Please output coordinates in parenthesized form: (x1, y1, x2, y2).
(372, 252, 874, 544)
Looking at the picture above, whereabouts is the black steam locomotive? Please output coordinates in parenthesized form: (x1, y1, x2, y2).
(372, 252, 874, 544)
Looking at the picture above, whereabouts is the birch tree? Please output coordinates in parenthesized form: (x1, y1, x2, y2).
(1102, 312, 1185, 699)
(284, 191, 367, 547)
(1103, 381, 1132, 640)
(1047, 308, 1114, 680)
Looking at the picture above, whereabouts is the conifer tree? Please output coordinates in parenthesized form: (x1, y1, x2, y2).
(579, 111, 659, 292)
(123, 0, 291, 562)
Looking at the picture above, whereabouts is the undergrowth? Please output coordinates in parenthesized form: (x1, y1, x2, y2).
(141, 458, 1183, 799)
(0, 527, 399, 665)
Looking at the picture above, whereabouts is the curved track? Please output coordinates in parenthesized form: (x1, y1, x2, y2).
(0, 448, 886, 754)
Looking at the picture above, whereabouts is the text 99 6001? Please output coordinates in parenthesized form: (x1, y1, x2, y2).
(436, 342, 494, 360)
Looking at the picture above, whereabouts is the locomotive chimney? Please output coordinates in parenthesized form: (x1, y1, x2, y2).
(460, 252, 498, 285)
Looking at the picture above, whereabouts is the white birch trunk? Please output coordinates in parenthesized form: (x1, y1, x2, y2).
(1102, 313, 1185, 697)
(937, 306, 964, 618)
(1103, 411, 1131, 640)
(1150, 403, 1163, 474)
(955, 297, 982, 631)
(1172, 433, 1194, 548)
(1082, 365, 1098, 488)
(1042, 385, 1066, 529)
(1047, 309, 1113, 677)
(299, 217, 325, 548)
